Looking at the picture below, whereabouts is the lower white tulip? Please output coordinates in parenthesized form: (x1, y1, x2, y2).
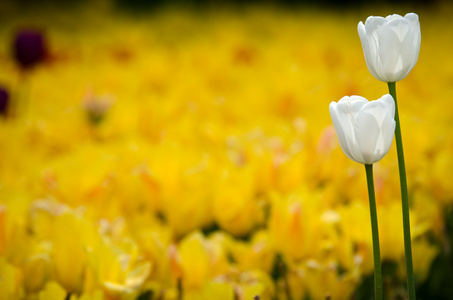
(329, 94, 396, 165)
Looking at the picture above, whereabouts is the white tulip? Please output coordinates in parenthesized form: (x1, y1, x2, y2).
(329, 94, 396, 165)
(358, 13, 421, 83)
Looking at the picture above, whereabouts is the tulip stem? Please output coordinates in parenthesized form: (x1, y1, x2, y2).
(276, 254, 293, 300)
(177, 276, 183, 300)
(388, 81, 416, 300)
(365, 164, 383, 300)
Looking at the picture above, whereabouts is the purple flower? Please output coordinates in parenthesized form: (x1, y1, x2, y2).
(13, 29, 47, 69)
(0, 87, 9, 116)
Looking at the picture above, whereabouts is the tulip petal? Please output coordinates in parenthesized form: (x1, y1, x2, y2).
(405, 13, 420, 30)
(365, 16, 387, 33)
(358, 22, 378, 80)
(391, 18, 417, 80)
(360, 17, 387, 81)
(337, 95, 368, 123)
(330, 96, 369, 163)
(329, 102, 357, 162)
(386, 14, 404, 21)
(354, 102, 382, 164)
(381, 94, 395, 118)
(381, 112, 396, 159)
(377, 24, 400, 81)
(379, 95, 396, 156)
(402, 13, 421, 79)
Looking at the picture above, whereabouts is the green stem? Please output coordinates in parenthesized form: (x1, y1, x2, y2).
(177, 277, 183, 300)
(277, 254, 293, 300)
(365, 164, 383, 300)
(388, 82, 416, 300)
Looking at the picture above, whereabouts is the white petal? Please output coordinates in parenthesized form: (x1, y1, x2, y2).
(381, 110, 396, 158)
(335, 96, 370, 163)
(377, 94, 396, 154)
(365, 16, 387, 33)
(402, 13, 421, 79)
(354, 101, 384, 164)
(378, 18, 409, 82)
(380, 94, 395, 118)
(404, 13, 419, 29)
(358, 22, 380, 81)
(385, 14, 403, 21)
(329, 101, 358, 162)
(338, 96, 368, 127)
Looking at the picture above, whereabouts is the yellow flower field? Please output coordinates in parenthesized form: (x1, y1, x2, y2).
(0, 1, 453, 299)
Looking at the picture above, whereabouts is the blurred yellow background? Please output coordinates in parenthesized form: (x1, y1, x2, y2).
(0, 0, 452, 299)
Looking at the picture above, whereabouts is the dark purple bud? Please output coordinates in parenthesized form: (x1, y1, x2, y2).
(13, 29, 47, 69)
(0, 87, 9, 116)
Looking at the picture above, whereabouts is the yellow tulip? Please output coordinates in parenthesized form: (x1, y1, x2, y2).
(0, 258, 24, 299)
(269, 190, 325, 260)
(0, 205, 6, 256)
(178, 232, 211, 289)
(51, 212, 91, 294)
(229, 230, 274, 273)
(177, 231, 230, 291)
(38, 281, 67, 300)
(0, 5, 451, 299)
(23, 253, 50, 293)
(303, 260, 358, 300)
(202, 281, 235, 300)
(213, 166, 264, 237)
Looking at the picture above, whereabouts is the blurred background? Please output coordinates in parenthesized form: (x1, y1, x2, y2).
(0, 0, 452, 299)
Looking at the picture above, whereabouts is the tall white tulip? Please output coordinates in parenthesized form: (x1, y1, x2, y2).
(329, 94, 396, 165)
(358, 13, 421, 83)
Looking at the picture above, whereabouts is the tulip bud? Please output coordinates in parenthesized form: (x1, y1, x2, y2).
(358, 13, 421, 83)
(13, 29, 47, 70)
(24, 254, 50, 293)
(329, 94, 395, 165)
(82, 89, 115, 125)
